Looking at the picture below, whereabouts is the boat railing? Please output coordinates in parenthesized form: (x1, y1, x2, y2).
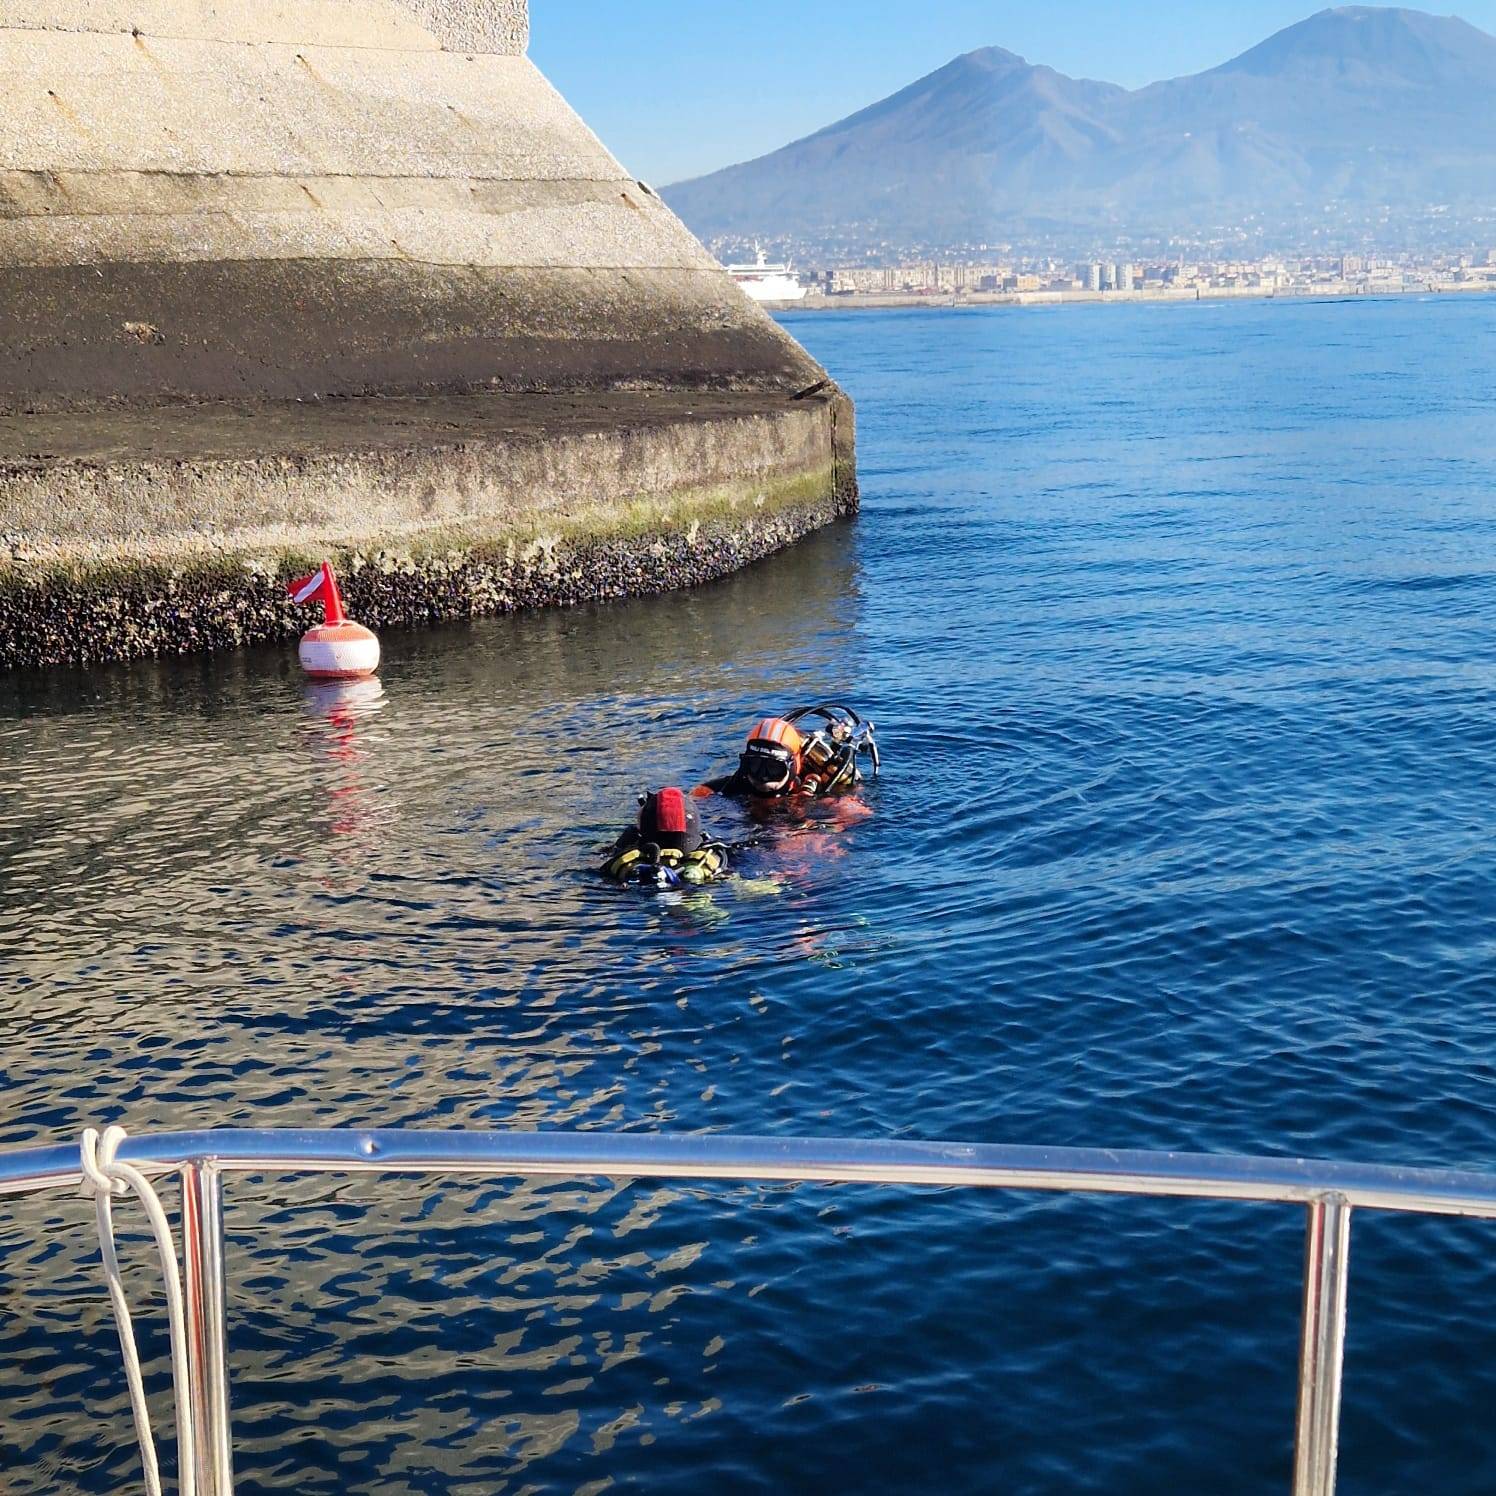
(5, 1128, 1496, 1496)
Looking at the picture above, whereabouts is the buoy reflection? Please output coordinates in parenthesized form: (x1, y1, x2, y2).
(301, 677, 388, 723)
(300, 678, 390, 840)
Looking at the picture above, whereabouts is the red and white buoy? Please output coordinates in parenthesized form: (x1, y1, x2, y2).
(287, 562, 380, 680)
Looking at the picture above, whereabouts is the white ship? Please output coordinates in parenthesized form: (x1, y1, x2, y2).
(726, 246, 808, 303)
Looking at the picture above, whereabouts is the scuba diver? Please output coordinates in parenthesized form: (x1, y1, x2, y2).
(697, 705, 880, 801)
(602, 786, 730, 889)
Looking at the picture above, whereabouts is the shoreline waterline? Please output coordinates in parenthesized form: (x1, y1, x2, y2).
(766, 283, 1496, 313)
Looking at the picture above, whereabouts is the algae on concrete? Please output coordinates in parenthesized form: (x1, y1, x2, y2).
(1, 461, 844, 669)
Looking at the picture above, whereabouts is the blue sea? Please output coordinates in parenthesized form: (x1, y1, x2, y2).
(5, 296, 1496, 1492)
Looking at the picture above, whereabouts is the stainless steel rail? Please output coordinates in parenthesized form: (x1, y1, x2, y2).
(5, 1128, 1496, 1496)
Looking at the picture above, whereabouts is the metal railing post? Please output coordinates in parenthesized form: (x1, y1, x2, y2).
(181, 1162, 235, 1496)
(1293, 1194, 1352, 1496)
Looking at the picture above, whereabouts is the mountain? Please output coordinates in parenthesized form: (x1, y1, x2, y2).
(663, 8, 1496, 251)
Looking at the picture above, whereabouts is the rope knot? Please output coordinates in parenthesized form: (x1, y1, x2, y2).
(79, 1125, 130, 1198)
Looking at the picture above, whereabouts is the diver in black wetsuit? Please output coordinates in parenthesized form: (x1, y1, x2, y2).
(697, 706, 880, 802)
(601, 787, 729, 888)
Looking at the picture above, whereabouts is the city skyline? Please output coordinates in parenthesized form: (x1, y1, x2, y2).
(790, 248, 1496, 304)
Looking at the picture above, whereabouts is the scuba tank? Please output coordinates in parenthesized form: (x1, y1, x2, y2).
(605, 840, 729, 888)
(619, 843, 682, 890)
(784, 704, 880, 796)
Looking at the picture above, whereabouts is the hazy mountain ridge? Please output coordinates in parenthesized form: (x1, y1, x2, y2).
(664, 7, 1496, 251)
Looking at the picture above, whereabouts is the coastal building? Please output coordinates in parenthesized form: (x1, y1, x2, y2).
(0, 0, 856, 670)
(831, 266, 901, 294)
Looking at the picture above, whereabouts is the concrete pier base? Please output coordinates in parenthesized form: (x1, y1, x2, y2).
(0, 388, 855, 668)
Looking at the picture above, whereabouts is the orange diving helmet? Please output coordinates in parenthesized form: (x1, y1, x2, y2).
(739, 717, 806, 796)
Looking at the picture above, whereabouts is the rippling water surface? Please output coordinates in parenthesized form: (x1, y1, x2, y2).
(7, 298, 1496, 1492)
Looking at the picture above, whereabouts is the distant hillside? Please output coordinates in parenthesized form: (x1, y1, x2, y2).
(663, 7, 1496, 251)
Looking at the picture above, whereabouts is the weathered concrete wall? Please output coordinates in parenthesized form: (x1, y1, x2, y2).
(0, 1, 822, 410)
(0, 0, 526, 52)
(0, 0, 856, 668)
(0, 389, 856, 668)
(397, 0, 526, 52)
(2, 392, 854, 557)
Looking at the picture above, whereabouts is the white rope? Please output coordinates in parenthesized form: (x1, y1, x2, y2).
(79, 1125, 197, 1496)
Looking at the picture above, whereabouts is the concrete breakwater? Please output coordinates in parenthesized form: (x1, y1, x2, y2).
(1, 391, 852, 668)
(0, 0, 855, 669)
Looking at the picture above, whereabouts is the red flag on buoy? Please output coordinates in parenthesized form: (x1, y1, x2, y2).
(287, 561, 380, 679)
(288, 562, 346, 624)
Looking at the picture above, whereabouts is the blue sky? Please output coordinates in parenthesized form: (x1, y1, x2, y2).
(531, 1, 1496, 185)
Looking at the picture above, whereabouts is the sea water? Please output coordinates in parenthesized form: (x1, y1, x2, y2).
(5, 296, 1496, 1491)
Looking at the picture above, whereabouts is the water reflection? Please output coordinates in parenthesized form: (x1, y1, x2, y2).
(0, 522, 873, 1494)
(300, 679, 390, 843)
(301, 678, 388, 723)
(12, 297, 1496, 1492)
